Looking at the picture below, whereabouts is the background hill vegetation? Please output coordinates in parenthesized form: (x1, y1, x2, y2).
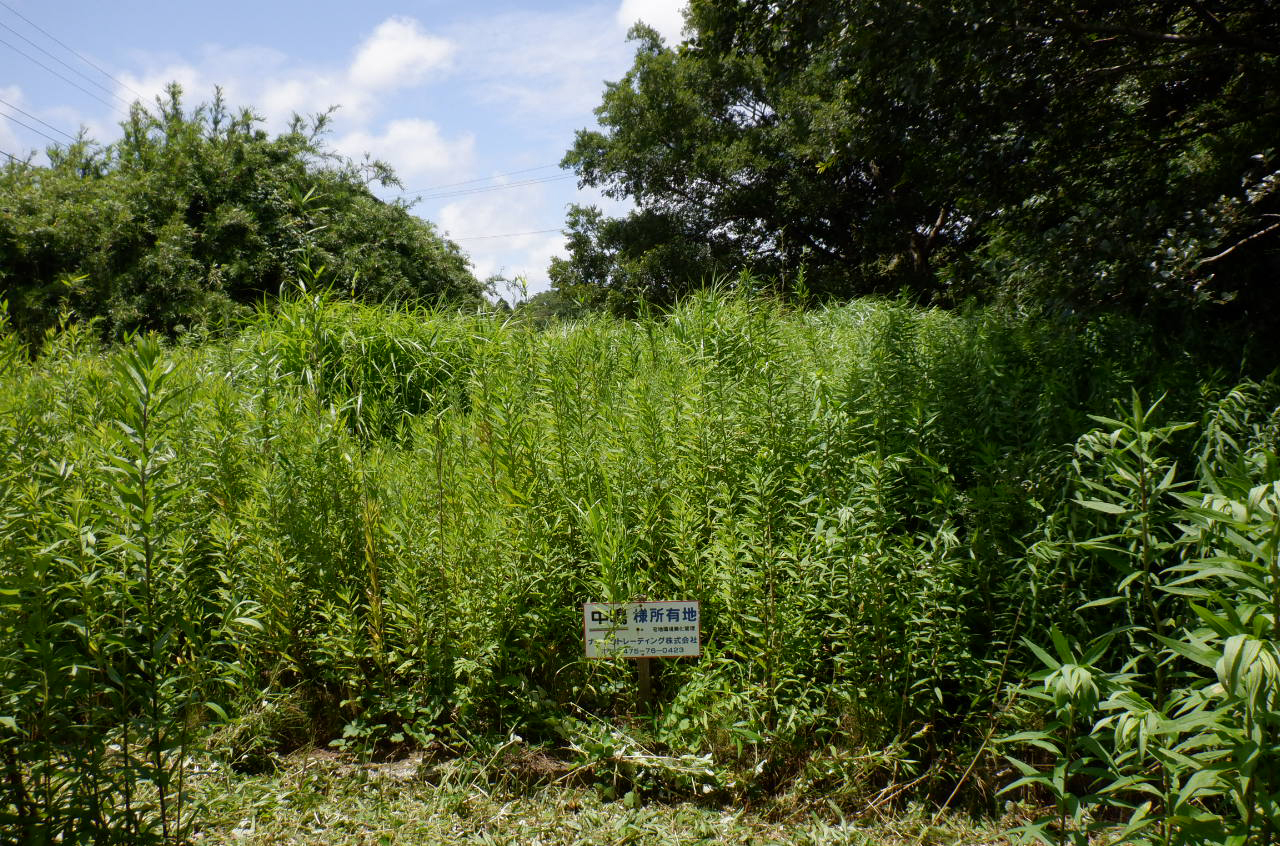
(0, 84, 480, 342)
(555, 0, 1279, 326)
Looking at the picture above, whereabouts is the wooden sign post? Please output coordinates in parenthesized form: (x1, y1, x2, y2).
(637, 655, 653, 710)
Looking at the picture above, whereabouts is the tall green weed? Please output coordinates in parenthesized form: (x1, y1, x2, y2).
(0, 289, 1265, 840)
(1004, 383, 1280, 844)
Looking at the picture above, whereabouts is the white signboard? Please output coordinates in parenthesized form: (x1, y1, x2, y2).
(583, 600, 701, 659)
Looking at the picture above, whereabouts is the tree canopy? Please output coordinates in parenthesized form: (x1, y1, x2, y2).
(0, 84, 481, 340)
(558, 1, 1279, 317)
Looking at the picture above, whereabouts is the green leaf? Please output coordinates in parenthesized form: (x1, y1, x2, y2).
(1079, 634, 1113, 666)
(1077, 498, 1128, 515)
(1049, 626, 1074, 664)
(1078, 595, 1124, 610)
(997, 775, 1050, 796)
(1154, 634, 1219, 669)
(1023, 637, 1061, 671)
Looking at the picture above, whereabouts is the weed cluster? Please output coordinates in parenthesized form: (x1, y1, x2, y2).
(1002, 388, 1280, 844)
(0, 290, 1273, 840)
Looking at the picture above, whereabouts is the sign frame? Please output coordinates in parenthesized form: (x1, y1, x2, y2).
(582, 600, 701, 660)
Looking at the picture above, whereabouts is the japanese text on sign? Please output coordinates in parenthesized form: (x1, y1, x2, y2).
(583, 601, 701, 659)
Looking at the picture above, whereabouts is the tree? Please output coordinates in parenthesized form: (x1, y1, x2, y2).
(548, 204, 732, 314)
(560, 1, 1279, 315)
(0, 84, 480, 339)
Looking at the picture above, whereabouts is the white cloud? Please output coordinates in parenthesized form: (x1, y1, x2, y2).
(334, 119, 474, 182)
(117, 61, 209, 110)
(517, 234, 571, 296)
(119, 48, 354, 128)
(0, 124, 23, 160)
(0, 86, 28, 155)
(115, 17, 455, 129)
(615, 0, 688, 45)
(36, 99, 109, 144)
(258, 76, 336, 121)
(0, 86, 103, 158)
(441, 1, 688, 124)
(106, 18, 473, 185)
(438, 185, 569, 295)
(449, 7, 635, 120)
(349, 17, 454, 90)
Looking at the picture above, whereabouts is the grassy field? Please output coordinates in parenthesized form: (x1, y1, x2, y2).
(2, 290, 1276, 843)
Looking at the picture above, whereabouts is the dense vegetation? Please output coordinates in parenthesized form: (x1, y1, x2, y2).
(1, 287, 1276, 842)
(554, 0, 1279, 320)
(0, 4, 1277, 843)
(0, 85, 481, 342)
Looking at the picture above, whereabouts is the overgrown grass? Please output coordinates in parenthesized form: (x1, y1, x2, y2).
(0, 289, 1274, 842)
(186, 748, 1014, 845)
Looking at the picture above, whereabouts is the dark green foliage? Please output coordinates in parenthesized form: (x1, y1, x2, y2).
(1003, 387, 1280, 844)
(515, 286, 593, 327)
(0, 85, 480, 341)
(560, 2, 1279, 316)
(548, 205, 730, 315)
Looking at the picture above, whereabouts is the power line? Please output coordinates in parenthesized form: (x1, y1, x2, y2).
(0, 109, 60, 145)
(0, 96, 76, 141)
(0, 19, 129, 107)
(452, 228, 564, 241)
(0, 35, 125, 115)
(418, 174, 574, 199)
(0, 0, 144, 100)
(406, 173, 576, 202)
(394, 163, 561, 195)
(0, 148, 25, 163)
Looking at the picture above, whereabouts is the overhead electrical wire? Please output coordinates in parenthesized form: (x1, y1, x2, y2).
(0, 96, 76, 142)
(0, 35, 125, 114)
(393, 163, 561, 195)
(420, 173, 575, 199)
(452, 228, 564, 241)
(0, 109, 61, 145)
(404, 173, 576, 202)
(0, 0, 144, 100)
(0, 19, 129, 107)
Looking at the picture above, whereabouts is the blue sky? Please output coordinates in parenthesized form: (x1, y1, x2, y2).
(0, 0, 688, 296)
